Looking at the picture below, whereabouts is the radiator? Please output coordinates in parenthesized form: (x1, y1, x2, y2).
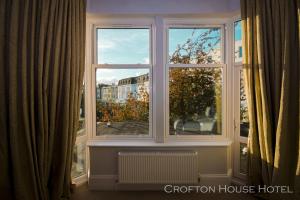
(118, 151, 198, 184)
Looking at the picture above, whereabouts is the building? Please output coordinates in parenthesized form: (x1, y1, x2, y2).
(117, 77, 137, 102)
(96, 83, 108, 100)
(101, 85, 118, 102)
(136, 73, 150, 100)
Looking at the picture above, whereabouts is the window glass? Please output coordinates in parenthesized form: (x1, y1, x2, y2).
(96, 68, 150, 136)
(169, 28, 221, 64)
(240, 143, 248, 174)
(97, 28, 150, 64)
(169, 68, 222, 135)
(77, 82, 85, 136)
(234, 21, 242, 62)
(240, 70, 249, 137)
(71, 142, 86, 179)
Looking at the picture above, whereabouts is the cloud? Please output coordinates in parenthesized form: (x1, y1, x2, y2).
(98, 40, 116, 50)
(143, 57, 150, 64)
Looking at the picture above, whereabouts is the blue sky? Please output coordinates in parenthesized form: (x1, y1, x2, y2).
(96, 68, 149, 85)
(169, 28, 221, 57)
(234, 21, 242, 41)
(97, 28, 149, 64)
(97, 28, 150, 84)
(96, 25, 242, 84)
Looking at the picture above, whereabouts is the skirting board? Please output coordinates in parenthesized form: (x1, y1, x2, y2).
(88, 170, 232, 191)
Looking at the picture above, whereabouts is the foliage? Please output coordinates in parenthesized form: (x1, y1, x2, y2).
(170, 28, 220, 64)
(95, 28, 224, 134)
(169, 68, 222, 124)
(240, 72, 249, 122)
(96, 87, 149, 122)
(169, 28, 222, 133)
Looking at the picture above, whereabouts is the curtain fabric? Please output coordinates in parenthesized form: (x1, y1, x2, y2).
(0, 0, 86, 199)
(240, 0, 300, 191)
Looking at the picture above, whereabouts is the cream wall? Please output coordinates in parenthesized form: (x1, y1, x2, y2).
(87, 0, 240, 15)
(88, 146, 232, 190)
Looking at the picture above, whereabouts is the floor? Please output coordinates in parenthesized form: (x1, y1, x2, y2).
(70, 184, 261, 200)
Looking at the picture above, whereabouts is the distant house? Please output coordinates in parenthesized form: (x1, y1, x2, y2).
(117, 73, 150, 102)
(136, 73, 149, 100)
(101, 85, 118, 102)
(96, 73, 150, 103)
(207, 47, 221, 63)
(117, 77, 137, 103)
(96, 83, 108, 100)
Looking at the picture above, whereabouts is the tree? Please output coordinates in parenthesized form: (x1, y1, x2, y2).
(96, 85, 149, 123)
(169, 28, 222, 134)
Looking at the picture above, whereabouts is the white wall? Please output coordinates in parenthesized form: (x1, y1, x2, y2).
(87, 0, 240, 15)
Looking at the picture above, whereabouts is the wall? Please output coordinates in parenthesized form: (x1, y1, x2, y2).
(89, 146, 232, 190)
(87, 0, 240, 15)
(228, 0, 240, 12)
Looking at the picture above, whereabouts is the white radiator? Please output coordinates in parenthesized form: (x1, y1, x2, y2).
(118, 151, 198, 184)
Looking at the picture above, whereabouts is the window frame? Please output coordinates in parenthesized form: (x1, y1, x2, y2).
(72, 76, 88, 185)
(91, 20, 155, 140)
(164, 21, 228, 141)
(232, 18, 248, 180)
(86, 17, 235, 144)
(233, 66, 248, 180)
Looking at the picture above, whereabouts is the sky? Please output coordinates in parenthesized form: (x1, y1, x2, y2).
(169, 28, 221, 57)
(234, 21, 242, 41)
(96, 68, 149, 85)
(96, 24, 242, 84)
(97, 28, 150, 64)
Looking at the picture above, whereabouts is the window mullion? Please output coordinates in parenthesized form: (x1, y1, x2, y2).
(92, 64, 152, 69)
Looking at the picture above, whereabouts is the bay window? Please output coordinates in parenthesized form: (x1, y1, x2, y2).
(87, 19, 231, 140)
(80, 16, 250, 185)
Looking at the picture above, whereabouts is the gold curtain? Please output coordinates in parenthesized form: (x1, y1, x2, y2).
(0, 0, 86, 199)
(241, 0, 300, 191)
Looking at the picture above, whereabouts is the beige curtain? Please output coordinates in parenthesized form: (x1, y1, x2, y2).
(0, 0, 86, 199)
(296, 0, 300, 193)
(241, 0, 300, 191)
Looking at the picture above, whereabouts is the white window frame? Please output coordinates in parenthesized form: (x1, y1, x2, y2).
(232, 18, 248, 181)
(85, 17, 236, 145)
(164, 19, 228, 141)
(72, 75, 88, 185)
(90, 18, 155, 140)
(233, 66, 248, 180)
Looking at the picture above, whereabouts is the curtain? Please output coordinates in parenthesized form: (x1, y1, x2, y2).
(0, 0, 86, 199)
(241, 0, 300, 191)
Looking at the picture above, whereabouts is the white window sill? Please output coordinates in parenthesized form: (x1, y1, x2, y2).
(87, 139, 232, 147)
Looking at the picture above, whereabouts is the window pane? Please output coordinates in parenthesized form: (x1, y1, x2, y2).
(71, 142, 86, 179)
(240, 143, 248, 174)
(169, 68, 222, 135)
(97, 28, 150, 64)
(240, 70, 249, 137)
(234, 21, 242, 62)
(77, 82, 85, 136)
(96, 68, 150, 136)
(169, 28, 221, 64)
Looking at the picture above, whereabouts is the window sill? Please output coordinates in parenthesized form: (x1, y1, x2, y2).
(87, 139, 232, 147)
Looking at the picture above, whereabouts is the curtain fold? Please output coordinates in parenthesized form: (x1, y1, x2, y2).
(241, 0, 300, 191)
(0, 0, 86, 199)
